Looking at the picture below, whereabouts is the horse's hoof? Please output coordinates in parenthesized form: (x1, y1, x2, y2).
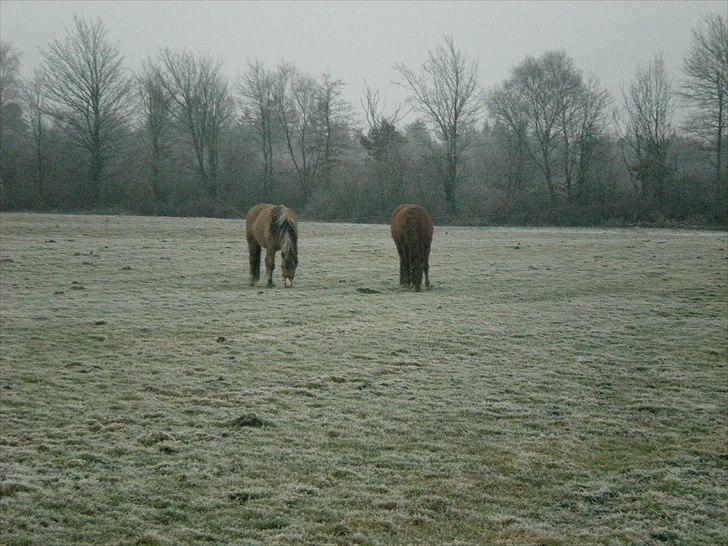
(284, 278, 292, 288)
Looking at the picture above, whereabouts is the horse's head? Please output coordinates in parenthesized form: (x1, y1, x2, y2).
(281, 236, 298, 288)
(271, 205, 298, 288)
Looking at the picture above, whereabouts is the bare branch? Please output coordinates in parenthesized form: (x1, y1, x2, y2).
(38, 16, 132, 205)
(394, 35, 483, 211)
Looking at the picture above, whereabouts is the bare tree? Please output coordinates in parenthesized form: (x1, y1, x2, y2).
(0, 41, 21, 138)
(272, 63, 316, 198)
(553, 55, 589, 199)
(511, 56, 559, 200)
(490, 52, 611, 202)
(39, 16, 132, 206)
(156, 48, 232, 196)
(138, 63, 171, 203)
(316, 73, 350, 183)
(487, 79, 531, 195)
(272, 64, 349, 202)
(361, 80, 406, 132)
(1, 41, 23, 193)
(238, 60, 275, 190)
(567, 75, 612, 200)
(360, 82, 408, 208)
(361, 82, 384, 131)
(622, 54, 675, 207)
(21, 70, 48, 205)
(395, 35, 482, 212)
(680, 13, 728, 186)
(509, 52, 582, 201)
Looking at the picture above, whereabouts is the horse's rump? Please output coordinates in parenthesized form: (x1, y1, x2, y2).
(391, 204, 433, 291)
(246, 204, 297, 245)
(391, 204, 433, 257)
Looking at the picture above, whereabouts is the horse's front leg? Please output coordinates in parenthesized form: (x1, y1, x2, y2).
(265, 249, 276, 288)
(248, 239, 261, 286)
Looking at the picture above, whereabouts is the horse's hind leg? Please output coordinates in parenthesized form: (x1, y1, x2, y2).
(423, 246, 431, 290)
(248, 239, 261, 286)
(265, 249, 276, 288)
(396, 242, 409, 286)
(410, 243, 427, 292)
(411, 262, 423, 292)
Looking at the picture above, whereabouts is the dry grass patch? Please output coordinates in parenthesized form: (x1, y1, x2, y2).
(1, 213, 726, 544)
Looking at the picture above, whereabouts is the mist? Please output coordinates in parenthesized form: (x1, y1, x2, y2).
(1, 1, 726, 225)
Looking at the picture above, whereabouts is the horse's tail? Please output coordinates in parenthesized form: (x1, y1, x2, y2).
(271, 205, 298, 269)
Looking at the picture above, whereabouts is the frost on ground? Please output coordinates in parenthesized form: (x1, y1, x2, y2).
(1, 213, 726, 544)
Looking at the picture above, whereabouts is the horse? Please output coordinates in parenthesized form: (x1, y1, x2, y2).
(245, 203, 298, 288)
(391, 204, 433, 292)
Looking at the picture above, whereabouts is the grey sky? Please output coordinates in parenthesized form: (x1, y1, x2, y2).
(1, 0, 725, 125)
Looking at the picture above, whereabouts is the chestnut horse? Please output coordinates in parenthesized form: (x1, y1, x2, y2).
(391, 204, 433, 292)
(246, 203, 298, 288)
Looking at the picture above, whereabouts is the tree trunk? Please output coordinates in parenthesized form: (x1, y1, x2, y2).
(716, 84, 724, 185)
(265, 116, 273, 183)
(577, 138, 589, 201)
(561, 116, 572, 200)
(193, 139, 207, 192)
(298, 170, 312, 205)
(541, 143, 556, 202)
(207, 144, 219, 197)
(260, 110, 273, 189)
(444, 152, 458, 213)
(443, 184, 457, 213)
(90, 148, 103, 207)
(35, 147, 45, 207)
(34, 117, 46, 208)
(545, 167, 556, 203)
(150, 160, 163, 203)
(150, 134, 166, 204)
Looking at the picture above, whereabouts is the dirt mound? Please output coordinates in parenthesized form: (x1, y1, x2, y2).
(229, 413, 267, 428)
(357, 287, 380, 294)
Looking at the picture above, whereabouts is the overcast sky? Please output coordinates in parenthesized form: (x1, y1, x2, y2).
(2, 0, 725, 124)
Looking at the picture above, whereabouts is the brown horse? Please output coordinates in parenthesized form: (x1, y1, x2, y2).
(246, 203, 298, 288)
(391, 204, 433, 292)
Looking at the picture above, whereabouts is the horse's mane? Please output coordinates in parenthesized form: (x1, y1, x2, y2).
(271, 205, 298, 268)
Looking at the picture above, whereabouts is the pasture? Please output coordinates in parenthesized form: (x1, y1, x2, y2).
(1, 213, 726, 544)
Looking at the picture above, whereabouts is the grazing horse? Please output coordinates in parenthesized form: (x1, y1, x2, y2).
(391, 204, 433, 292)
(245, 203, 298, 288)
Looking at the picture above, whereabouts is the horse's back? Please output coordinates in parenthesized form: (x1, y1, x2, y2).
(246, 203, 298, 249)
(246, 203, 274, 233)
(391, 204, 433, 245)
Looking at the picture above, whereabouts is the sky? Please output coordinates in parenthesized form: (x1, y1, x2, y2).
(1, 0, 725, 125)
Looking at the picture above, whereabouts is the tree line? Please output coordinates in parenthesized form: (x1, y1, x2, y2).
(0, 14, 726, 226)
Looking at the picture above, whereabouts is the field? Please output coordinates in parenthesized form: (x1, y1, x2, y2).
(1, 213, 726, 545)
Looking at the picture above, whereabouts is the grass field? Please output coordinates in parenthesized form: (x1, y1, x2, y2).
(1, 213, 726, 545)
